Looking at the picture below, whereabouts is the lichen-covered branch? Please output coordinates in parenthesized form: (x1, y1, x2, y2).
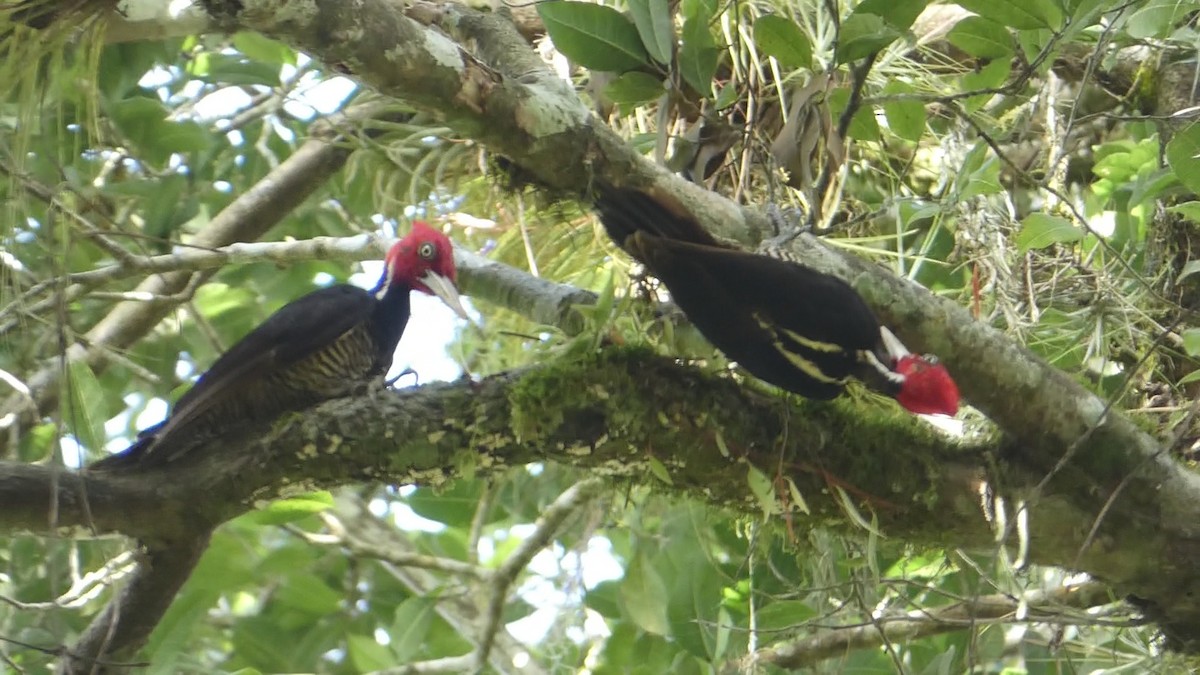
(2, 348, 1199, 659)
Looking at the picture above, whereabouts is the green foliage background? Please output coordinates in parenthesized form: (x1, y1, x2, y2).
(3, 0, 1200, 672)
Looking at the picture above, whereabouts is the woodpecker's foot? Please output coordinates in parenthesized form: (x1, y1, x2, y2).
(761, 204, 810, 255)
(386, 368, 419, 390)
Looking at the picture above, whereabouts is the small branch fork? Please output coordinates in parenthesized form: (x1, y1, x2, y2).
(744, 580, 1126, 670)
(296, 478, 606, 674)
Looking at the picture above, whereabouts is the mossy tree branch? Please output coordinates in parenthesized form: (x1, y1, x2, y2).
(4, 349, 1200, 660)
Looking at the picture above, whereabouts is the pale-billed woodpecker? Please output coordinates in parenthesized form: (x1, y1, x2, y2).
(88, 222, 469, 470)
(593, 186, 959, 416)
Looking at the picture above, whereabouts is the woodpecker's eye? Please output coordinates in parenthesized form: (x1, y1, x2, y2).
(922, 354, 940, 365)
(418, 242, 436, 260)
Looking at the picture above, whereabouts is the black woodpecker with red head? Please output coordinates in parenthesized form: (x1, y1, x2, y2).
(593, 186, 958, 416)
(88, 222, 468, 470)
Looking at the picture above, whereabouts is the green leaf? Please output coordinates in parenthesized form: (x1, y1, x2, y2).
(272, 573, 343, 615)
(108, 96, 212, 165)
(947, 16, 1014, 59)
(621, 553, 671, 635)
(347, 634, 395, 671)
(1182, 329, 1200, 357)
(953, 0, 1058, 30)
(961, 59, 1011, 97)
(836, 13, 901, 64)
(233, 32, 296, 66)
(746, 464, 777, 516)
(953, 143, 1002, 199)
(1127, 0, 1192, 39)
(65, 360, 107, 453)
(647, 456, 674, 485)
(882, 82, 925, 142)
(203, 54, 284, 87)
(243, 491, 333, 526)
(538, 1, 649, 72)
(628, 0, 674, 64)
(390, 596, 438, 661)
(855, 0, 929, 32)
(714, 81, 738, 109)
(679, 10, 720, 94)
(755, 599, 817, 632)
(1167, 123, 1200, 195)
(605, 72, 665, 108)
(1016, 213, 1083, 252)
(828, 88, 880, 142)
(1178, 260, 1200, 284)
(752, 15, 812, 70)
(1168, 201, 1200, 225)
(405, 480, 483, 528)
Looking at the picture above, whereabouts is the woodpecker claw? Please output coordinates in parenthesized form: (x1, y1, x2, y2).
(386, 368, 419, 389)
(761, 204, 811, 254)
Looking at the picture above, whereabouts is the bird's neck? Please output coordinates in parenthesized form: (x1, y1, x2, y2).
(372, 282, 413, 352)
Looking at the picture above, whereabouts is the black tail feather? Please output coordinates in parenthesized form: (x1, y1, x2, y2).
(85, 432, 156, 472)
(593, 185, 722, 250)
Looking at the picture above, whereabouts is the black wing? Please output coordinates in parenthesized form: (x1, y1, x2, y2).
(594, 187, 881, 399)
(152, 284, 377, 445)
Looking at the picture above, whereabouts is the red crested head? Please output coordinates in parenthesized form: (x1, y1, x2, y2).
(893, 354, 959, 416)
(381, 221, 468, 319)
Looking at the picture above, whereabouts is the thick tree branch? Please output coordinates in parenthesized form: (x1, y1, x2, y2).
(2, 348, 1198, 659)
(183, 0, 1200, 644)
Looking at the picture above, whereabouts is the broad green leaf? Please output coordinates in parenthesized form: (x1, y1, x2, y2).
(752, 15, 812, 70)
(109, 96, 211, 165)
(855, 0, 929, 31)
(953, 143, 1002, 200)
(714, 81, 738, 109)
(538, 1, 649, 72)
(954, 0, 1058, 30)
(233, 32, 296, 65)
(836, 13, 901, 64)
(405, 480, 483, 528)
(1166, 123, 1200, 195)
(755, 599, 817, 632)
(628, 0, 674, 64)
(621, 553, 671, 635)
(961, 59, 1011, 99)
(1183, 329, 1200, 357)
(882, 82, 925, 142)
(390, 596, 438, 661)
(947, 16, 1014, 59)
(679, 10, 720, 94)
(586, 579, 622, 618)
(647, 456, 673, 485)
(1016, 213, 1083, 252)
(204, 54, 284, 86)
(244, 491, 334, 525)
(1168, 201, 1200, 225)
(1068, 0, 1112, 25)
(605, 72, 665, 108)
(347, 634, 396, 671)
(746, 464, 776, 516)
(1127, 0, 1192, 39)
(1178, 260, 1200, 283)
(828, 88, 880, 142)
(273, 573, 343, 615)
(681, 0, 717, 22)
(65, 360, 106, 453)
